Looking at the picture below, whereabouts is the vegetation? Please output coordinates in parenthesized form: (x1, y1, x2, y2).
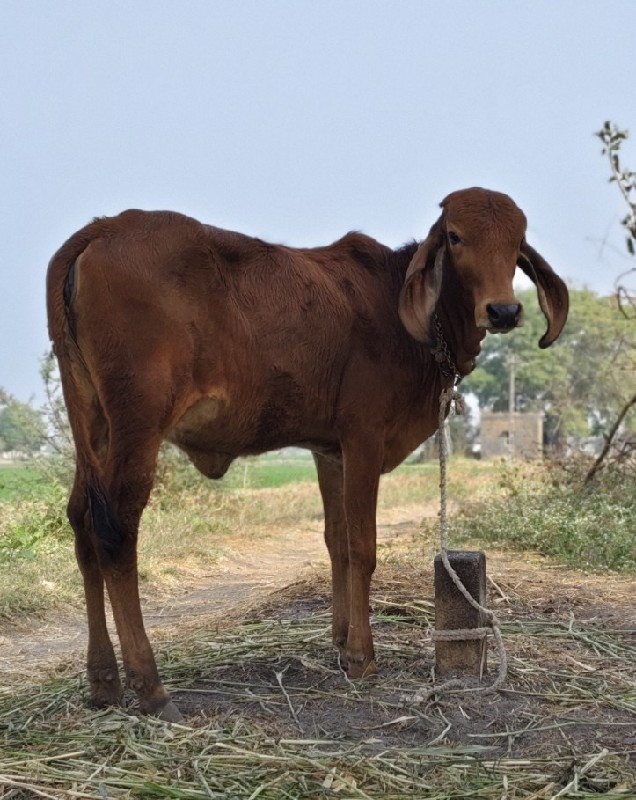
(0, 462, 46, 501)
(0, 456, 484, 620)
(597, 121, 636, 307)
(0, 387, 47, 453)
(451, 460, 636, 573)
(461, 287, 636, 442)
(586, 121, 636, 481)
(1, 451, 634, 624)
(1, 448, 633, 798)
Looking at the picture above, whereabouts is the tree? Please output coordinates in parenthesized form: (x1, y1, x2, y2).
(461, 288, 636, 444)
(585, 121, 636, 480)
(0, 390, 47, 454)
(596, 121, 635, 318)
(40, 350, 72, 452)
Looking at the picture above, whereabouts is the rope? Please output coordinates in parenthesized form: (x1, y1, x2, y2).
(431, 628, 490, 641)
(412, 386, 508, 704)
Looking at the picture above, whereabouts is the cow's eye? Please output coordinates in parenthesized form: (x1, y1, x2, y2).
(448, 231, 462, 246)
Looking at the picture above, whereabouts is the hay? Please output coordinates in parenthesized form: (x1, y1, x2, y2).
(1, 562, 635, 799)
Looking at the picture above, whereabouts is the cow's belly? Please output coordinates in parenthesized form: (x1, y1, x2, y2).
(166, 394, 338, 478)
(165, 396, 230, 478)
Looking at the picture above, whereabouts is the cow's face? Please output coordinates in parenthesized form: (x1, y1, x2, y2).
(442, 189, 526, 333)
(398, 187, 569, 350)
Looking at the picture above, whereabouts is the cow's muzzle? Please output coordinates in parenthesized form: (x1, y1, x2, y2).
(486, 303, 523, 332)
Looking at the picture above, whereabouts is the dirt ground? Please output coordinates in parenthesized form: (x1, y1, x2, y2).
(0, 504, 426, 678)
(1, 502, 635, 768)
(168, 535, 636, 763)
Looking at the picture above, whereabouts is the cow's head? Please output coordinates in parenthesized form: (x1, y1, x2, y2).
(398, 188, 569, 350)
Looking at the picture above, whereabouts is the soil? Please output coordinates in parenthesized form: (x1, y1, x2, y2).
(0, 505, 428, 678)
(1, 501, 634, 765)
(168, 552, 636, 761)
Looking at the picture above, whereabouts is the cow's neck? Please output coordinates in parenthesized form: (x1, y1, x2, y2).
(391, 242, 485, 381)
(434, 290, 486, 380)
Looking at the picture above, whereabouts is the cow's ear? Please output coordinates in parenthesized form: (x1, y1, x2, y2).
(399, 219, 445, 342)
(517, 241, 569, 348)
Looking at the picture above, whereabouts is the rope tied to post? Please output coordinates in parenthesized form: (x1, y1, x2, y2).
(412, 385, 508, 704)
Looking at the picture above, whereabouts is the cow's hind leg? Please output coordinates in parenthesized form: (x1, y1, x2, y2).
(68, 473, 122, 707)
(314, 453, 349, 660)
(95, 427, 182, 722)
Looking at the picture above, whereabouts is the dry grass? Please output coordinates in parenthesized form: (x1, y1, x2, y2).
(1, 534, 635, 798)
(1, 458, 634, 797)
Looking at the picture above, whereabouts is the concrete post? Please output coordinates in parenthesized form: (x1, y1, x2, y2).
(434, 550, 487, 677)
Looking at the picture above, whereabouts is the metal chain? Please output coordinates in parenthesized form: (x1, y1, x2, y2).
(431, 312, 460, 381)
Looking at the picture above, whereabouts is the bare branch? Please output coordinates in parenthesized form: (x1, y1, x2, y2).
(585, 392, 636, 484)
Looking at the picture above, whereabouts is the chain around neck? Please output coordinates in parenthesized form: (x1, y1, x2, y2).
(431, 312, 460, 384)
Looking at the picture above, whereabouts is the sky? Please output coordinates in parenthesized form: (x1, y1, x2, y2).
(1, 0, 634, 403)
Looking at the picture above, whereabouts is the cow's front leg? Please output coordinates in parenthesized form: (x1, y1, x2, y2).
(314, 453, 349, 658)
(342, 436, 383, 678)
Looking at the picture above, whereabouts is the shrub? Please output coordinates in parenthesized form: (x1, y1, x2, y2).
(451, 460, 636, 573)
(0, 479, 69, 563)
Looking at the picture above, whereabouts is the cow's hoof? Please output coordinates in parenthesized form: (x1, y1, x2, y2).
(346, 658, 377, 679)
(333, 638, 347, 664)
(89, 669, 123, 708)
(155, 699, 184, 724)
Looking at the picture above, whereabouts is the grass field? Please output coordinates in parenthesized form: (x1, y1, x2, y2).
(0, 452, 322, 501)
(0, 453, 474, 619)
(0, 450, 491, 497)
(0, 461, 46, 501)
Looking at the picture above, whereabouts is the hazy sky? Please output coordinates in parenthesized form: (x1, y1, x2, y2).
(1, 0, 634, 402)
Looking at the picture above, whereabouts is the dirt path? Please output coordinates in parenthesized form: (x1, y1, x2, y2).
(3, 496, 634, 684)
(0, 505, 428, 681)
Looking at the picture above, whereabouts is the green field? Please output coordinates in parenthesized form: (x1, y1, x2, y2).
(220, 453, 451, 491)
(0, 462, 46, 501)
(0, 450, 468, 499)
(0, 454, 485, 619)
(220, 455, 318, 488)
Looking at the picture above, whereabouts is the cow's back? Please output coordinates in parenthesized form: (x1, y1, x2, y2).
(64, 210, 413, 471)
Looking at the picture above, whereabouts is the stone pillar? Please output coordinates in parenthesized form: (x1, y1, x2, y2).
(434, 550, 487, 676)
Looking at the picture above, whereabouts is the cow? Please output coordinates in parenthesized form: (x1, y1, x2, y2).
(46, 188, 569, 721)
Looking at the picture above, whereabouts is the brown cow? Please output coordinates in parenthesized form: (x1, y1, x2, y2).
(46, 188, 568, 721)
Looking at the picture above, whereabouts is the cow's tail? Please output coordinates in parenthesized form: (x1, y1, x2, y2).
(46, 219, 125, 562)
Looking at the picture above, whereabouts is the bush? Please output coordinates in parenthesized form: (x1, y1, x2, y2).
(452, 460, 636, 573)
(0, 479, 69, 563)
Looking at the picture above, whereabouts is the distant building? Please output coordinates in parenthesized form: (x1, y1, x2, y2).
(480, 411, 544, 460)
